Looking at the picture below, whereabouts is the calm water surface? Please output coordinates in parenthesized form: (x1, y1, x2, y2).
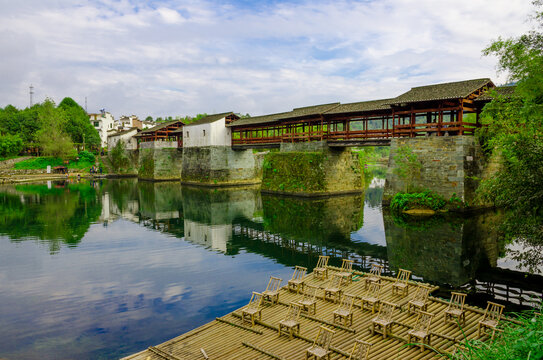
(0, 170, 540, 359)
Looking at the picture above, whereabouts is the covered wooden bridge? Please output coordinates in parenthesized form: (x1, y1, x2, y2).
(134, 120, 185, 148)
(227, 79, 497, 149)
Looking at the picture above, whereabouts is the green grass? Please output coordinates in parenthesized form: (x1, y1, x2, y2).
(448, 309, 543, 360)
(14, 157, 94, 170)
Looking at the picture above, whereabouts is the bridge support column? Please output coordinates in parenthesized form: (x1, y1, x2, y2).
(138, 141, 183, 181)
(261, 141, 363, 196)
(181, 146, 263, 186)
(383, 136, 490, 205)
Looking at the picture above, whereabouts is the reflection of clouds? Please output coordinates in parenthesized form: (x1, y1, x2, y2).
(0, 219, 293, 359)
(498, 241, 543, 275)
(163, 284, 189, 302)
(352, 205, 386, 246)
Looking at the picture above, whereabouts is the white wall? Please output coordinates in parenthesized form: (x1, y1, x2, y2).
(183, 117, 231, 148)
(90, 112, 116, 147)
(107, 128, 138, 150)
(184, 220, 230, 253)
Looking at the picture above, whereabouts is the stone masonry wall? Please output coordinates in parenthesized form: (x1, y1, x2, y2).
(262, 143, 363, 196)
(138, 148, 183, 181)
(383, 136, 487, 204)
(181, 146, 261, 185)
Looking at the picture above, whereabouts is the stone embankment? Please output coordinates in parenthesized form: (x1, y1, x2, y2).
(0, 157, 96, 184)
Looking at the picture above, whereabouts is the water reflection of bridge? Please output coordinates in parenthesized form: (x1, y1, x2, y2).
(98, 180, 542, 309)
(234, 224, 390, 273)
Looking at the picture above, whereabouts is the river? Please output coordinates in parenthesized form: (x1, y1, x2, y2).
(0, 168, 540, 359)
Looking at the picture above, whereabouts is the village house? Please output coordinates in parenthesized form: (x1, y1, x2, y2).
(182, 112, 239, 147)
(107, 127, 140, 150)
(89, 111, 116, 147)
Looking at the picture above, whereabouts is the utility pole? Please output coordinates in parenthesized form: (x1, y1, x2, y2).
(29, 84, 34, 107)
(85, 97, 87, 113)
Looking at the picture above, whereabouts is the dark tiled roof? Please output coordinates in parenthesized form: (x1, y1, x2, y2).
(323, 98, 393, 115)
(108, 127, 140, 138)
(279, 102, 340, 120)
(184, 112, 238, 126)
(388, 78, 494, 105)
(475, 85, 517, 102)
(135, 120, 184, 136)
(227, 112, 290, 127)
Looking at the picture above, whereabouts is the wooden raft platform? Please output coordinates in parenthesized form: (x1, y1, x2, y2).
(122, 266, 511, 360)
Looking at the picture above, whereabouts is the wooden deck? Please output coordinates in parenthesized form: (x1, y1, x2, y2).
(122, 266, 514, 360)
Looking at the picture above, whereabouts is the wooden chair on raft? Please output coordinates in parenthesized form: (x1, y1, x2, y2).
(338, 259, 354, 285)
(445, 292, 467, 326)
(407, 310, 435, 353)
(371, 301, 397, 339)
(333, 293, 356, 326)
(361, 282, 383, 313)
(324, 274, 343, 303)
(348, 339, 373, 360)
(407, 284, 432, 314)
(298, 284, 318, 315)
(305, 326, 335, 360)
(391, 268, 411, 297)
(241, 292, 263, 327)
(278, 302, 302, 339)
(288, 265, 307, 294)
(364, 263, 384, 290)
(478, 301, 505, 339)
(313, 255, 330, 280)
(262, 276, 282, 305)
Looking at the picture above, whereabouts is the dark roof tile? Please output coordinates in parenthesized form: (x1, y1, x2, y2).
(475, 85, 517, 102)
(185, 112, 238, 126)
(388, 78, 494, 104)
(323, 98, 392, 115)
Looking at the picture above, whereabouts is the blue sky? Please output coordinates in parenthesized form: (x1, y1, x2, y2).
(0, 0, 535, 118)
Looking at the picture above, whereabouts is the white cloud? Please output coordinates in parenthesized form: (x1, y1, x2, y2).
(0, 0, 536, 118)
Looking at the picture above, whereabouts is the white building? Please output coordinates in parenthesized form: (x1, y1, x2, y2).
(89, 111, 116, 148)
(107, 127, 140, 150)
(183, 112, 239, 147)
(116, 115, 143, 130)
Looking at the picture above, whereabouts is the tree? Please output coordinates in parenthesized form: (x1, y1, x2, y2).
(37, 99, 75, 158)
(145, 116, 153, 122)
(478, 1, 543, 272)
(0, 134, 23, 157)
(58, 97, 101, 149)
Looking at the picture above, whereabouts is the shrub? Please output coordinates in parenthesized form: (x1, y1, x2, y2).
(390, 190, 447, 211)
(78, 150, 95, 164)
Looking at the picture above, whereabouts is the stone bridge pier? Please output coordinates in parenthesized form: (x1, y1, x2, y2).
(260, 141, 364, 196)
(383, 136, 494, 206)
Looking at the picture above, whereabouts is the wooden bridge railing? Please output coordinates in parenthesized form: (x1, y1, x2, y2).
(231, 121, 482, 146)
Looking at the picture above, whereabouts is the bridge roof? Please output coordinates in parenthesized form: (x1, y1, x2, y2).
(134, 120, 185, 137)
(184, 112, 238, 126)
(475, 85, 517, 102)
(226, 111, 291, 127)
(280, 102, 340, 120)
(323, 98, 393, 115)
(388, 78, 494, 105)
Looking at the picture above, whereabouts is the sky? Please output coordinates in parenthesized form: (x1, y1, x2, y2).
(0, 0, 536, 119)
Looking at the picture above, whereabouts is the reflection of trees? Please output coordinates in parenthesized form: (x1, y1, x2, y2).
(0, 182, 102, 253)
(383, 209, 506, 286)
(364, 187, 383, 208)
(261, 195, 363, 244)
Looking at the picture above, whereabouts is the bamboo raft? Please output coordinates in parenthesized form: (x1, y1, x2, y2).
(122, 265, 513, 360)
